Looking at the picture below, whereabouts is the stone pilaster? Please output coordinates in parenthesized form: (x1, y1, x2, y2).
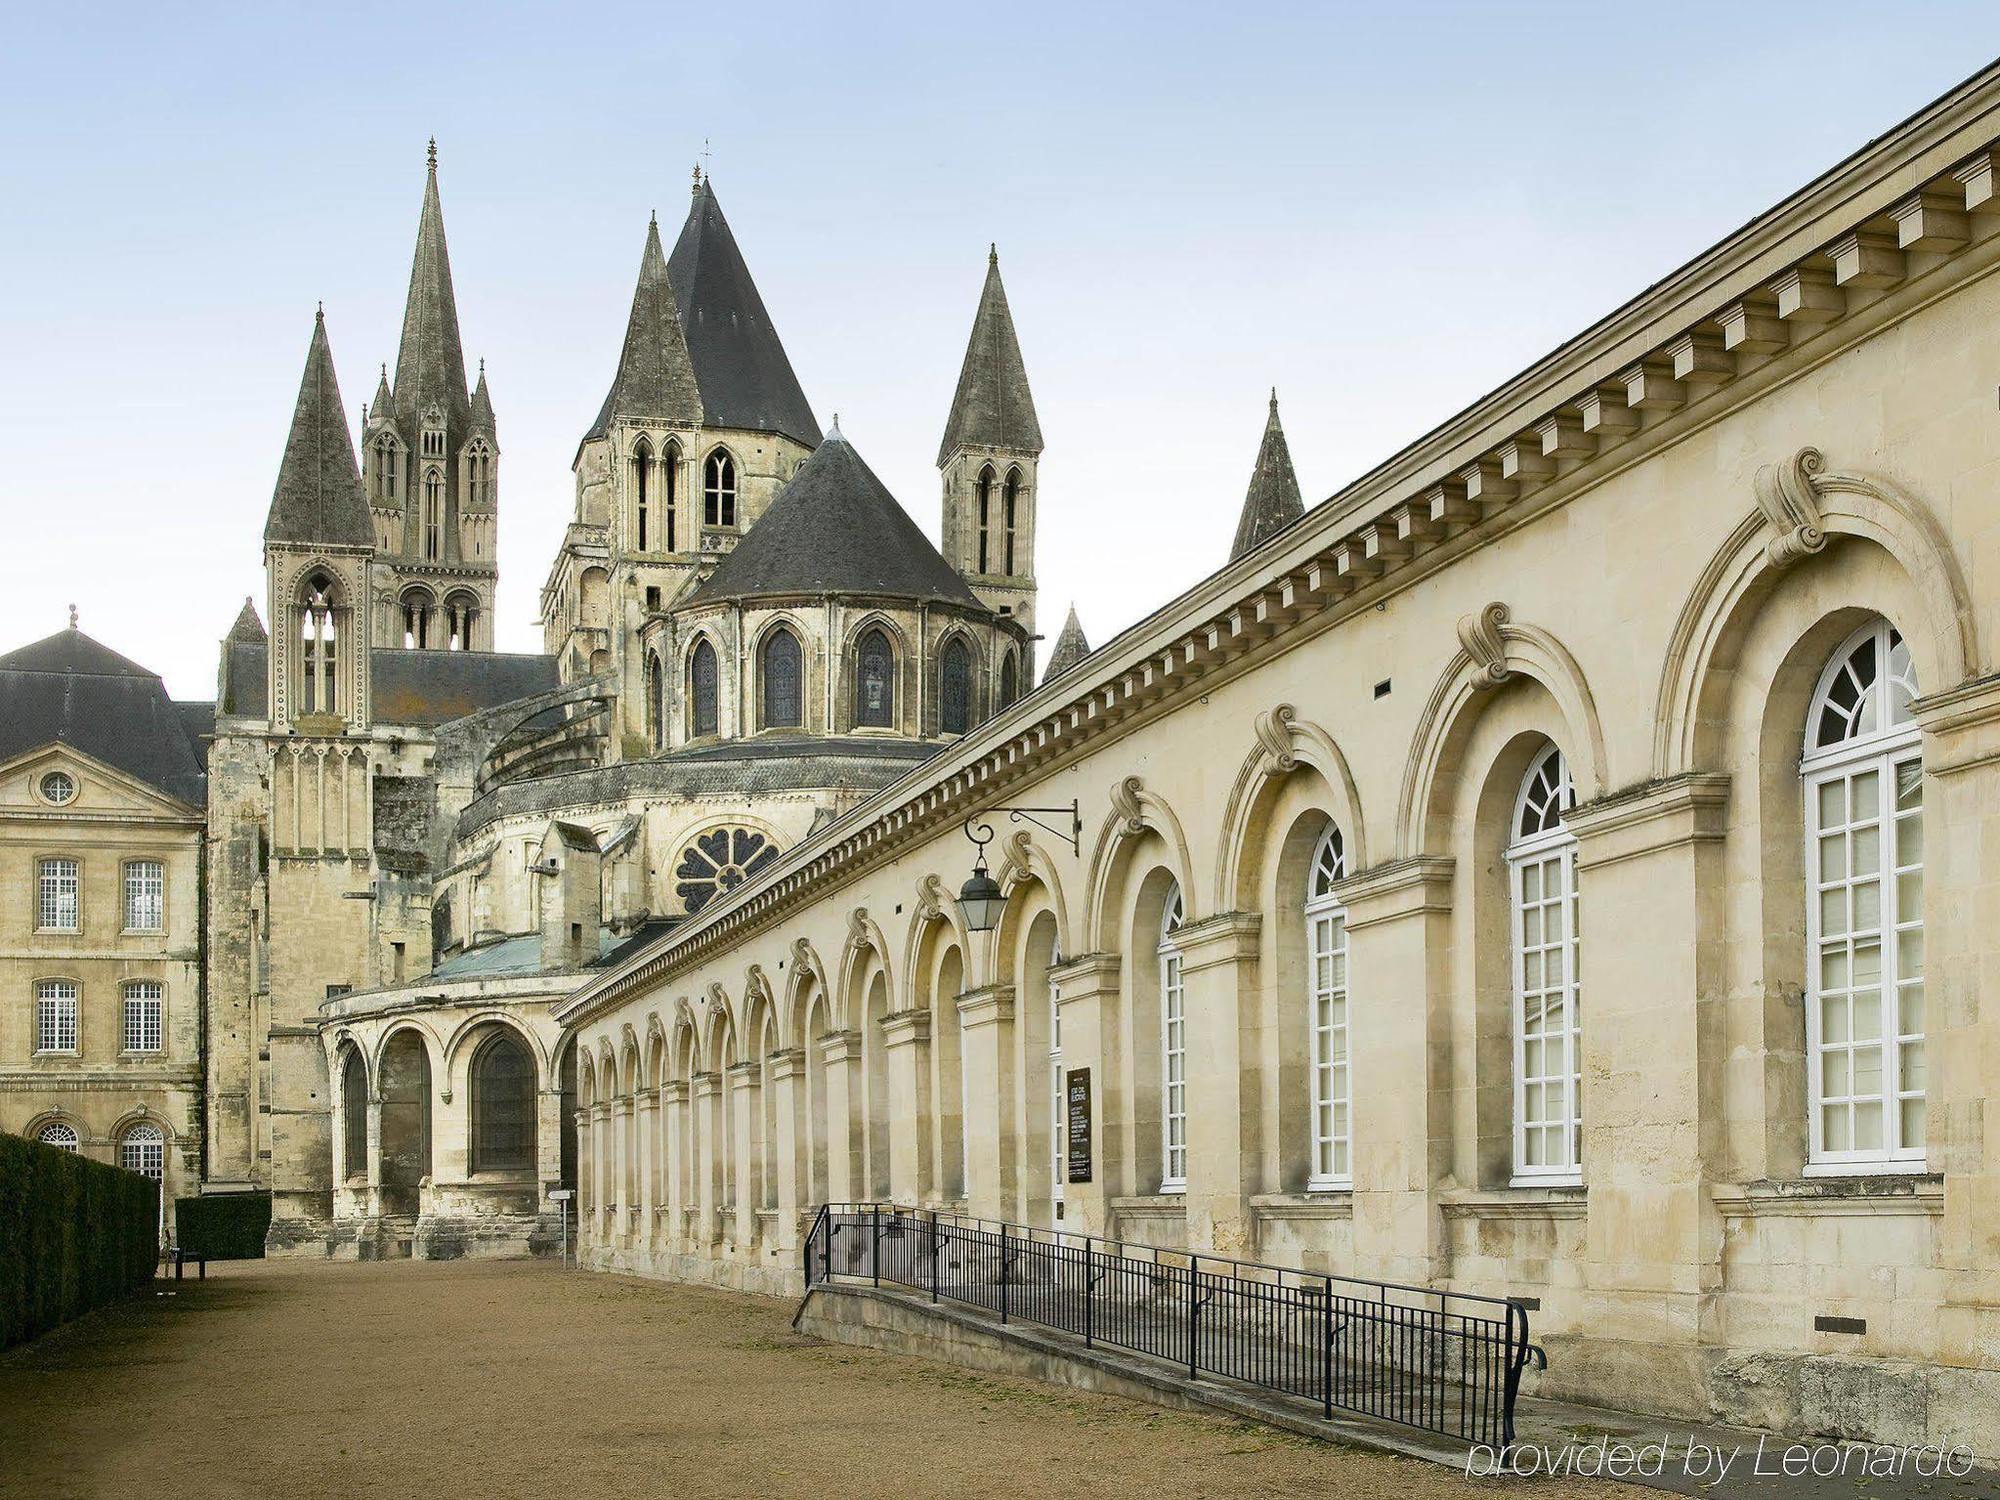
(881, 1007, 934, 1203)
(1171, 912, 1262, 1256)
(691, 1071, 722, 1243)
(636, 1086, 659, 1252)
(956, 985, 1016, 1218)
(660, 1079, 689, 1245)
(727, 1059, 762, 1245)
(766, 1048, 807, 1241)
(816, 1031, 863, 1201)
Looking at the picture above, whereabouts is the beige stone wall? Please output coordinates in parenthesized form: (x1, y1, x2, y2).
(560, 106, 2000, 1454)
(0, 746, 202, 1235)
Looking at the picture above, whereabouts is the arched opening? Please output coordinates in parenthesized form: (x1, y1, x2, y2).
(760, 628, 804, 731)
(757, 1010, 779, 1213)
(401, 587, 435, 650)
(444, 591, 478, 651)
(1002, 467, 1022, 574)
(998, 651, 1019, 712)
(1012, 904, 1062, 1224)
(704, 448, 737, 528)
(862, 967, 891, 1200)
(340, 1045, 368, 1183)
(975, 465, 995, 573)
(645, 652, 665, 750)
(689, 637, 719, 738)
(939, 636, 972, 736)
(298, 572, 341, 716)
(1507, 743, 1580, 1183)
(854, 627, 895, 729)
(802, 983, 831, 1206)
(660, 440, 681, 551)
(471, 1031, 537, 1175)
(1304, 824, 1350, 1189)
(378, 1030, 432, 1216)
(557, 1036, 579, 1196)
(372, 433, 400, 504)
(925, 939, 967, 1201)
(422, 467, 443, 560)
(37, 1122, 79, 1151)
(633, 437, 653, 552)
(1157, 883, 1187, 1192)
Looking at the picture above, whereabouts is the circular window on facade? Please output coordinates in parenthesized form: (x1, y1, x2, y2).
(674, 827, 780, 915)
(39, 771, 76, 806)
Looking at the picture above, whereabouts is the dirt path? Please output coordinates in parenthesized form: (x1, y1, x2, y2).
(0, 1258, 1645, 1499)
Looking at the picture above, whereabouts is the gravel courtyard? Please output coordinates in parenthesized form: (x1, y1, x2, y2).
(0, 1258, 1643, 1499)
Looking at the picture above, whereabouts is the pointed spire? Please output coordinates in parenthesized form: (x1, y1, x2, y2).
(391, 140, 470, 442)
(585, 213, 704, 439)
(370, 363, 393, 420)
(470, 358, 495, 432)
(1042, 605, 1091, 685)
(227, 597, 267, 643)
(939, 246, 1042, 467)
(265, 310, 372, 547)
(1229, 389, 1305, 560)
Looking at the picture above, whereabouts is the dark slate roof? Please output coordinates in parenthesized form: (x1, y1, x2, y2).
(390, 145, 472, 448)
(226, 597, 266, 643)
(684, 426, 982, 608)
(1042, 604, 1091, 684)
(584, 214, 704, 441)
(0, 629, 207, 805)
(265, 311, 373, 547)
(174, 701, 216, 769)
(938, 247, 1043, 466)
(667, 182, 821, 446)
(217, 644, 558, 728)
(1230, 391, 1306, 560)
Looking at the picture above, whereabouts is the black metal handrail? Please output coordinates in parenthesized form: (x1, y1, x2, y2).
(803, 1201, 1536, 1449)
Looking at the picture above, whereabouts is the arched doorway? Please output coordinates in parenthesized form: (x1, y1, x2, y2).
(379, 1031, 432, 1217)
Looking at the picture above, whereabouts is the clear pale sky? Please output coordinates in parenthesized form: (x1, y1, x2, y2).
(3, 4, 1996, 698)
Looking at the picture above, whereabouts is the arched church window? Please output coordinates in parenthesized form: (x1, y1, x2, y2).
(633, 438, 653, 552)
(674, 827, 780, 915)
(998, 651, 1018, 711)
(975, 466, 994, 573)
(423, 468, 443, 560)
(690, 638, 719, 738)
(644, 653, 664, 751)
(939, 637, 971, 736)
(299, 573, 340, 715)
(401, 588, 433, 650)
(854, 627, 894, 728)
(373, 434, 399, 503)
(1002, 468, 1021, 574)
(341, 1047, 368, 1180)
(471, 1032, 536, 1173)
(444, 592, 477, 652)
(704, 449, 737, 529)
(119, 1123, 164, 1182)
(465, 440, 492, 508)
(1508, 744, 1580, 1183)
(1804, 618, 1924, 1166)
(760, 628, 803, 730)
(661, 440, 681, 551)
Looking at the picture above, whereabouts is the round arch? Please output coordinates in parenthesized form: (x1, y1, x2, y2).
(1085, 776, 1197, 954)
(1214, 704, 1369, 911)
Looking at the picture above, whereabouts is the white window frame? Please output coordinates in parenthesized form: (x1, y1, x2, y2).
(37, 1122, 79, 1151)
(1507, 746, 1582, 1186)
(36, 979, 80, 1055)
(1305, 825, 1352, 1191)
(120, 1123, 165, 1182)
(124, 860, 165, 933)
(38, 857, 79, 932)
(1049, 969, 1065, 1218)
(123, 981, 164, 1054)
(1158, 884, 1187, 1193)
(1803, 618, 1926, 1174)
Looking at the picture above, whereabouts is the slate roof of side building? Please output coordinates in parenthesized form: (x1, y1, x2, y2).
(685, 425, 983, 609)
(218, 643, 559, 726)
(0, 627, 210, 805)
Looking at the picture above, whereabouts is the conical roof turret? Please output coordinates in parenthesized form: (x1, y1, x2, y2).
(390, 140, 471, 443)
(264, 309, 372, 548)
(585, 213, 704, 438)
(1042, 604, 1091, 684)
(1229, 390, 1305, 560)
(939, 246, 1042, 466)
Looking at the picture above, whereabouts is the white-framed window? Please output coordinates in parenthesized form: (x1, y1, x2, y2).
(37, 1123, 79, 1151)
(124, 860, 164, 932)
(123, 981, 163, 1053)
(38, 858, 79, 932)
(1158, 882, 1187, 1192)
(1508, 745, 1581, 1184)
(1804, 618, 1925, 1170)
(36, 979, 79, 1054)
(120, 1123, 164, 1182)
(39, 770, 76, 805)
(1049, 970, 1064, 1217)
(1305, 824, 1352, 1189)
(703, 449, 737, 528)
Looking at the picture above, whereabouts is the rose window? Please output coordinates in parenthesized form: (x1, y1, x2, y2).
(675, 827, 780, 915)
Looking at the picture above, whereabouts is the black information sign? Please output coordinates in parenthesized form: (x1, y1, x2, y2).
(1066, 1067, 1092, 1183)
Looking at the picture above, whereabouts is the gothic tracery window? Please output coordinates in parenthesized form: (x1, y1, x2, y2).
(1805, 618, 1924, 1166)
(674, 827, 780, 915)
(854, 627, 894, 728)
(341, 1047, 368, 1180)
(1305, 824, 1351, 1188)
(760, 628, 803, 730)
(634, 438, 653, 552)
(690, 637, 719, 738)
(1002, 467, 1021, 574)
(299, 573, 340, 715)
(1509, 744, 1580, 1182)
(422, 468, 443, 560)
(975, 465, 994, 573)
(704, 449, 737, 529)
(998, 651, 1018, 711)
(471, 1033, 536, 1173)
(939, 636, 971, 735)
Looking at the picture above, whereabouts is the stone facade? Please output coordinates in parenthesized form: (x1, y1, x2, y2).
(557, 72, 2000, 1457)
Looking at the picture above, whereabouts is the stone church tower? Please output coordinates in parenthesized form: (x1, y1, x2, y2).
(360, 144, 498, 654)
(939, 247, 1043, 682)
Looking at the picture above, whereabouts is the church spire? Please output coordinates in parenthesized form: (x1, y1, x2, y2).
(585, 212, 704, 439)
(1229, 389, 1305, 560)
(265, 309, 371, 547)
(1042, 604, 1090, 684)
(938, 246, 1042, 467)
(390, 139, 470, 441)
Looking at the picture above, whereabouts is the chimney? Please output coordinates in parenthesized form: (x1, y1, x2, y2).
(537, 822, 602, 969)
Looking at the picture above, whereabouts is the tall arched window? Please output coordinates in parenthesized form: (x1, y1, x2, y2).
(661, 440, 680, 551)
(760, 628, 803, 730)
(37, 1122, 79, 1152)
(704, 449, 737, 528)
(1508, 744, 1580, 1182)
(633, 438, 653, 552)
(341, 1047, 368, 1180)
(689, 638, 720, 737)
(644, 652, 664, 750)
(854, 627, 894, 728)
(998, 651, 1018, 711)
(444, 592, 477, 651)
(1305, 825, 1351, 1189)
(422, 468, 443, 560)
(939, 637, 971, 735)
(120, 1123, 164, 1182)
(299, 573, 340, 715)
(401, 588, 433, 650)
(372, 434, 400, 503)
(1002, 468, 1021, 574)
(975, 466, 994, 573)
(1805, 618, 1924, 1166)
(472, 1032, 536, 1173)
(1158, 882, 1187, 1192)
(465, 440, 492, 507)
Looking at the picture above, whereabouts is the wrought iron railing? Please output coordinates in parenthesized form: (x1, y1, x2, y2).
(802, 1202, 1538, 1448)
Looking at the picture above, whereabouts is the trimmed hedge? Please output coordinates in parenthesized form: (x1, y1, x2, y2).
(0, 1133, 159, 1351)
(174, 1191, 271, 1260)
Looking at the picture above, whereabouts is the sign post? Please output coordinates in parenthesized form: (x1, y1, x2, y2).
(549, 1188, 574, 1268)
